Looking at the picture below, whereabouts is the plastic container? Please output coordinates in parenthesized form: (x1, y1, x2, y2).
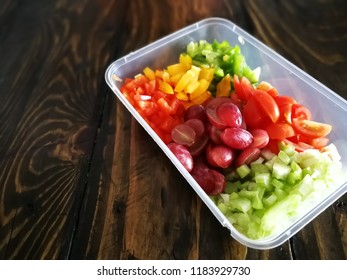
(105, 18, 347, 249)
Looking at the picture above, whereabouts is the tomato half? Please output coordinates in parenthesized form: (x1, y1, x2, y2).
(278, 103, 293, 124)
(274, 95, 297, 107)
(233, 75, 255, 101)
(292, 104, 312, 120)
(256, 81, 279, 97)
(243, 95, 271, 129)
(266, 122, 296, 140)
(292, 118, 332, 138)
(297, 134, 330, 149)
(253, 90, 280, 123)
(283, 139, 314, 152)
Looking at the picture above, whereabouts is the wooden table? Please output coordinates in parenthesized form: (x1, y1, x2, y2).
(1, 0, 346, 260)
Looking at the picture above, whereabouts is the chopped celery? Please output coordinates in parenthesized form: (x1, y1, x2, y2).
(213, 142, 344, 240)
(236, 164, 251, 178)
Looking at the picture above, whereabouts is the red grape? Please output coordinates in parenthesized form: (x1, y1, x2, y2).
(249, 129, 269, 149)
(220, 127, 253, 150)
(191, 161, 225, 195)
(185, 118, 205, 138)
(168, 143, 194, 172)
(184, 104, 207, 122)
(207, 124, 223, 145)
(206, 144, 235, 169)
(205, 97, 233, 128)
(216, 102, 242, 128)
(171, 123, 196, 146)
(188, 134, 209, 157)
(235, 147, 261, 167)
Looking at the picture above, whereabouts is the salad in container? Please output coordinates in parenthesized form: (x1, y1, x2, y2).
(105, 18, 347, 249)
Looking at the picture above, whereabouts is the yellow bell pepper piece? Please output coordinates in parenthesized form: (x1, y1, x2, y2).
(199, 68, 214, 83)
(174, 66, 200, 92)
(190, 79, 210, 99)
(216, 74, 231, 97)
(159, 81, 174, 94)
(179, 54, 192, 71)
(143, 67, 156, 80)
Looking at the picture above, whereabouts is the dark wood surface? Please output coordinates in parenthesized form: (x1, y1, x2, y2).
(0, 0, 346, 260)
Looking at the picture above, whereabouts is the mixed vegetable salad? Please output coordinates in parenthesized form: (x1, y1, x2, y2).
(118, 40, 344, 239)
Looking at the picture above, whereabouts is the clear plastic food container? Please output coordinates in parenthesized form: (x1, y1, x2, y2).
(105, 18, 347, 249)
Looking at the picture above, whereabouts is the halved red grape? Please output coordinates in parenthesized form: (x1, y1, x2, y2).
(185, 118, 205, 138)
(206, 144, 235, 169)
(207, 124, 223, 145)
(167, 143, 194, 172)
(249, 129, 269, 149)
(205, 97, 233, 128)
(184, 104, 207, 122)
(220, 127, 253, 150)
(171, 123, 196, 146)
(235, 147, 261, 167)
(191, 161, 225, 195)
(216, 102, 242, 128)
(188, 134, 209, 157)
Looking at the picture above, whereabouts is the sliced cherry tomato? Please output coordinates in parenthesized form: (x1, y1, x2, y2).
(297, 134, 330, 149)
(278, 103, 293, 124)
(309, 137, 330, 149)
(283, 139, 314, 152)
(243, 95, 272, 129)
(274, 95, 297, 107)
(256, 81, 279, 97)
(292, 104, 312, 120)
(233, 75, 255, 101)
(253, 90, 280, 123)
(266, 122, 296, 140)
(292, 118, 332, 138)
(264, 139, 280, 154)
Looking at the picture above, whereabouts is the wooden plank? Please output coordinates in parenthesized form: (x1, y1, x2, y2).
(0, 0, 127, 259)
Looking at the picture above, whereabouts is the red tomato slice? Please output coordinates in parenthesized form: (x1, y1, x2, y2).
(283, 139, 314, 152)
(292, 104, 312, 120)
(278, 103, 293, 124)
(233, 75, 255, 101)
(274, 95, 297, 107)
(292, 118, 332, 138)
(266, 122, 296, 140)
(256, 81, 279, 97)
(253, 90, 280, 123)
(243, 95, 271, 129)
(264, 139, 280, 154)
(297, 134, 330, 149)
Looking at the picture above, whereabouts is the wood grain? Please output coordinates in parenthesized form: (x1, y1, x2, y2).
(0, 0, 346, 260)
(0, 0, 127, 259)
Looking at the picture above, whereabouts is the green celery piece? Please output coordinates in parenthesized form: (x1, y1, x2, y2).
(246, 220, 261, 240)
(224, 181, 239, 194)
(278, 150, 291, 165)
(262, 193, 278, 208)
(236, 164, 251, 178)
(228, 197, 252, 213)
(217, 202, 228, 215)
(271, 178, 284, 189)
(287, 170, 303, 185)
(251, 163, 270, 175)
(255, 173, 271, 188)
(260, 194, 301, 234)
(272, 160, 291, 180)
(292, 174, 314, 197)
